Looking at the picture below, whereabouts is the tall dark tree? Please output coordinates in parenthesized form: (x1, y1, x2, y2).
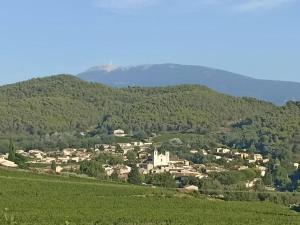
(126, 151, 137, 166)
(128, 165, 142, 185)
(115, 144, 124, 154)
(8, 138, 16, 162)
(51, 160, 57, 171)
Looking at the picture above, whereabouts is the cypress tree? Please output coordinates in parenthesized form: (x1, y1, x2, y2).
(128, 166, 142, 185)
(51, 160, 57, 171)
(8, 138, 16, 162)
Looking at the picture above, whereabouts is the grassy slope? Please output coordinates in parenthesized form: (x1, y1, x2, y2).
(0, 169, 299, 225)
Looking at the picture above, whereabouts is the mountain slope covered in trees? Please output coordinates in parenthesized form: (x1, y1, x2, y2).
(0, 74, 275, 135)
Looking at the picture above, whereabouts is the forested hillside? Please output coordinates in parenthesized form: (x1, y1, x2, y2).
(0, 74, 275, 134)
(0, 75, 299, 160)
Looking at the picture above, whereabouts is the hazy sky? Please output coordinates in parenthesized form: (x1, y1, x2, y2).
(0, 0, 300, 85)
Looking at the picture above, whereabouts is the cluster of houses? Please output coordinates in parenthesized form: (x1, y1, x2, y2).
(95, 141, 153, 155)
(0, 148, 93, 174)
(0, 145, 273, 178)
(211, 147, 270, 165)
(1, 131, 300, 191)
(194, 147, 271, 178)
(93, 145, 274, 189)
(15, 148, 92, 164)
(138, 149, 207, 179)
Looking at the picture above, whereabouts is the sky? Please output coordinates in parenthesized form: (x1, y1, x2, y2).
(0, 0, 300, 85)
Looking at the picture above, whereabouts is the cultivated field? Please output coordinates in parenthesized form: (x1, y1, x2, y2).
(0, 169, 299, 225)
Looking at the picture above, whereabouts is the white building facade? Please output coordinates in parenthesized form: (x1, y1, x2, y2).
(153, 149, 170, 167)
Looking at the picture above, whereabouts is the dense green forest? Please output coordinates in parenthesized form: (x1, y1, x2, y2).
(0, 75, 276, 134)
(0, 75, 299, 161)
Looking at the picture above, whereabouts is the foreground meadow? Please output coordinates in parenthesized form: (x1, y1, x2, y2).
(0, 169, 299, 225)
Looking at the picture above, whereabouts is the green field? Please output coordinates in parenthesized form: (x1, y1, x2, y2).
(0, 168, 299, 225)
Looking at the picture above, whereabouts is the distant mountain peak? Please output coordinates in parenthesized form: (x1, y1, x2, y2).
(87, 63, 119, 73)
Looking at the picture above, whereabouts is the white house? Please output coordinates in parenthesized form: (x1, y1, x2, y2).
(132, 142, 144, 147)
(57, 156, 70, 163)
(56, 166, 63, 174)
(29, 149, 45, 155)
(200, 150, 208, 155)
(256, 165, 267, 177)
(214, 155, 222, 160)
(190, 150, 198, 154)
(246, 178, 261, 188)
(63, 148, 76, 156)
(253, 154, 263, 161)
(143, 142, 153, 146)
(113, 129, 126, 137)
(29, 149, 46, 159)
(216, 148, 231, 154)
(71, 157, 80, 163)
(104, 166, 114, 176)
(95, 144, 110, 149)
(235, 152, 249, 159)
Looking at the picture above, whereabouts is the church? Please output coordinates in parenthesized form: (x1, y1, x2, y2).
(153, 149, 170, 167)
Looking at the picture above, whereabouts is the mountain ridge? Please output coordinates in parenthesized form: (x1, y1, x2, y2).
(78, 63, 300, 105)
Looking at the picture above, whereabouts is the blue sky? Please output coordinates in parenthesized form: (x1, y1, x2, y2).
(0, 0, 299, 85)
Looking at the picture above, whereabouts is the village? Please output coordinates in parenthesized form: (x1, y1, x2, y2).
(1, 129, 299, 191)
